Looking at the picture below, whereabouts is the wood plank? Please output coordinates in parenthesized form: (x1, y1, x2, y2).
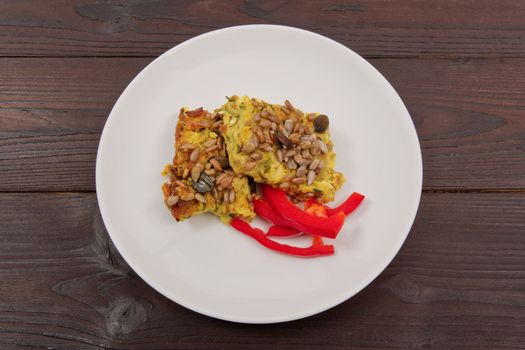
(1, 0, 525, 58)
(2, 57, 525, 191)
(0, 192, 524, 348)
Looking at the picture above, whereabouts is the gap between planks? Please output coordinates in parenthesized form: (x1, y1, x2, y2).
(0, 189, 525, 194)
(1, 55, 525, 60)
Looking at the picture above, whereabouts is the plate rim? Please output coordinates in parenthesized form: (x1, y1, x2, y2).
(96, 24, 423, 324)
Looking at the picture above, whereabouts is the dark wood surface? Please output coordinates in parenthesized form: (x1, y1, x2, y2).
(1, 1, 524, 349)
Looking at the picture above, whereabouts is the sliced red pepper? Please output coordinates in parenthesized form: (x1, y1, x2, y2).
(231, 218, 334, 257)
(262, 185, 345, 239)
(325, 192, 365, 216)
(304, 193, 365, 217)
(266, 225, 302, 237)
(311, 235, 325, 247)
(253, 198, 297, 228)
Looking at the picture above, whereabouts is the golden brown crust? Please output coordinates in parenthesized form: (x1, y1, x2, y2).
(163, 107, 255, 222)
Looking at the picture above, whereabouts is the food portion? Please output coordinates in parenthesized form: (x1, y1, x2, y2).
(219, 96, 345, 203)
(162, 107, 255, 222)
(163, 97, 364, 258)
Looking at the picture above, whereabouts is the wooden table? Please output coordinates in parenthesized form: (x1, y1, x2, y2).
(2, 1, 525, 348)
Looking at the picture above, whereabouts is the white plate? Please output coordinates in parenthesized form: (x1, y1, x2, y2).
(96, 25, 422, 323)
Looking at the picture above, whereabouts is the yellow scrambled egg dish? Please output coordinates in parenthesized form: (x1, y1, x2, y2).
(219, 96, 345, 203)
(163, 96, 345, 223)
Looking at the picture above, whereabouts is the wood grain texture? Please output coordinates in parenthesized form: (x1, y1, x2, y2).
(1, 0, 525, 58)
(0, 192, 524, 349)
(1, 57, 525, 191)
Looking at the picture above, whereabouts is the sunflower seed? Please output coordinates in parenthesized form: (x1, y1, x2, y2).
(191, 164, 204, 181)
(190, 148, 200, 162)
(182, 168, 189, 179)
(307, 170, 316, 185)
(217, 137, 223, 150)
(293, 153, 305, 165)
(204, 168, 216, 176)
(181, 192, 195, 201)
(296, 165, 308, 177)
(267, 108, 277, 118)
(284, 119, 294, 133)
(244, 161, 257, 171)
(301, 149, 312, 159)
(293, 123, 301, 133)
(263, 131, 273, 144)
(255, 129, 265, 143)
(286, 159, 297, 169)
(242, 142, 256, 154)
(289, 133, 301, 144)
(204, 139, 217, 147)
(261, 110, 270, 118)
(205, 144, 219, 153)
(260, 119, 272, 129)
(301, 134, 316, 142)
(219, 175, 233, 189)
(276, 149, 284, 162)
(299, 141, 312, 149)
(250, 152, 262, 160)
(229, 189, 236, 203)
(175, 180, 186, 187)
(223, 191, 229, 204)
(310, 158, 320, 170)
(194, 120, 211, 128)
(279, 182, 290, 189)
(212, 187, 219, 200)
(215, 173, 227, 185)
(284, 149, 296, 158)
(167, 195, 179, 206)
(210, 158, 223, 171)
(285, 100, 294, 110)
(292, 177, 306, 184)
(310, 141, 321, 155)
(260, 143, 273, 152)
(180, 143, 196, 150)
(195, 193, 206, 203)
(282, 106, 291, 115)
(306, 113, 316, 121)
(318, 140, 328, 154)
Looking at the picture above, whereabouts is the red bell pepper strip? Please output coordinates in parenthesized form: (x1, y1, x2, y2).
(266, 225, 302, 237)
(325, 192, 365, 216)
(312, 235, 325, 247)
(253, 198, 299, 229)
(231, 218, 334, 257)
(305, 193, 365, 217)
(262, 185, 345, 239)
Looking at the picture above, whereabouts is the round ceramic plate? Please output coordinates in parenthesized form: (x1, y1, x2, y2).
(96, 25, 422, 323)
